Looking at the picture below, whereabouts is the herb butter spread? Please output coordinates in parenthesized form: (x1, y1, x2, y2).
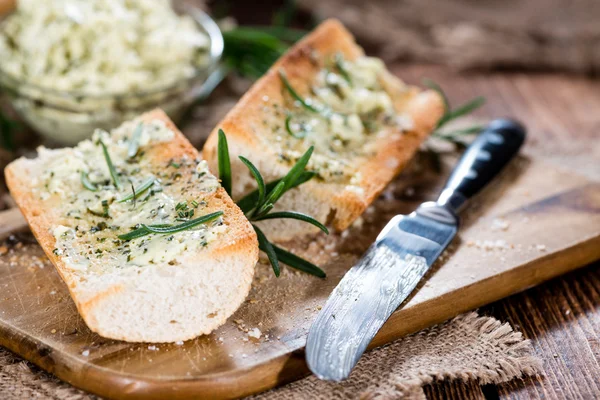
(270, 54, 413, 183)
(0, 0, 209, 95)
(33, 119, 225, 273)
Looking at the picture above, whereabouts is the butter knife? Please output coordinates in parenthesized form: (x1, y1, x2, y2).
(306, 119, 526, 381)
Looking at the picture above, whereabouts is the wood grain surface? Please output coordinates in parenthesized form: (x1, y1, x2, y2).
(1, 149, 599, 400)
(396, 65, 600, 400)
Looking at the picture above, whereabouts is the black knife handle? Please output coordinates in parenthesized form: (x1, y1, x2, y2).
(436, 118, 526, 213)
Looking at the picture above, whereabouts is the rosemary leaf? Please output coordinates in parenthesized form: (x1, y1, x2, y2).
(257, 181, 286, 216)
(239, 156, 266, 210)
(273, 244, 326, 278)
(118, 211, 223, 241)
(422, 78, 450, 112)
(118, 177, 156, 203)
(237, 171, 316, 213)
(80, 171, 98, 192)
(117, 224, 170, 241)
(280, 146, 314, 195)
(285, 114, 307, 139)
(127, 124, 143, 159)
(334, 53, 352, 86)
(143, 211, 223, 234)
(222, 28, 287, 79)
(436, 96, 486, 129)
(253, 224, 280, 277)
(279, 69, 321, 114)
(99, 140, 121, 189)
(254, 211, 329, 234)
(217, 129, 232, 196)
(435, 125, 484, 142)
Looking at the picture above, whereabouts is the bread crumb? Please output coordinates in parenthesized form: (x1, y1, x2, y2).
(248, 327, 262, 339)
(81, 350, 90, 357)
(491, 218, 509, 231)
(352, 217, 364, 229)
(51, 329, 56, 334)
(536, 244, 547, 252)
(175, 341, 184, 345)
(148, 345, 158, 351)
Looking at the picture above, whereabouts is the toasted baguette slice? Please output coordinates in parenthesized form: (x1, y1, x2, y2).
(5, 109, 258, 343)
(203, 19, 444, 241)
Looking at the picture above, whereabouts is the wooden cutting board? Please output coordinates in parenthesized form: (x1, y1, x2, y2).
(1, 154, 599, 400)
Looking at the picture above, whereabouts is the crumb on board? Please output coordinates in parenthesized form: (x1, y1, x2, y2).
(536, 244, 547, 252)
(466, 239, 511, 251)
(247, 327, 262, 339)
(81, 350, 90, 357)
(491, 218, 510, 231)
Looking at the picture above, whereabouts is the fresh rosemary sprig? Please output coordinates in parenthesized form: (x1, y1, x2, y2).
(423, 78, 486, 147)
(279, 69, 320, 114)
(285, 113, 308, 139)
(236, 171, 316, 213)
(118, 211, 223, 241)
(99, 139, 121, 189)
(217, 129, 327, 278)
(222, 26, 304, 79)
(217, 129, 232, 196)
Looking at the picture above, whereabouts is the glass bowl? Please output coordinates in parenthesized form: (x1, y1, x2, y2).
(0, 1, 223, 145)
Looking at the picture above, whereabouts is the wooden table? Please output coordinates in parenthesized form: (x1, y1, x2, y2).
(0, 0, 598, 390)
(396, 65, 600, 399)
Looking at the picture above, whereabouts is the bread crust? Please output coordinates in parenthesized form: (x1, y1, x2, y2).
(203, 19, 444, 238)
(5, 109, 258, 342)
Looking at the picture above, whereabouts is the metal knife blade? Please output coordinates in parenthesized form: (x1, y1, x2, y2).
(305, 205, 457, 381)
(305, 119, 526, 381)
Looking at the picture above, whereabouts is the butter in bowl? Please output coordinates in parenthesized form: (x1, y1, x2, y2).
(0, 0, 223, 144)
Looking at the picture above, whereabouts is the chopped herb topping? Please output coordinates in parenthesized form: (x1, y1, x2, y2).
(118, 177, 157, 203)
(99, 139, 121, 189)
(80, 171, 98, 192)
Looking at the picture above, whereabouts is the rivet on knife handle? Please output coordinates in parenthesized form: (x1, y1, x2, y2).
(306, 119, 526, 382)
(437, 118, 526, 213)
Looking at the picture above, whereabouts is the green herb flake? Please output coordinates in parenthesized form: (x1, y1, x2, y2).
(99, 139, 121, 189)
(80, 171, 98, 192)
(118, 177, 156, 203)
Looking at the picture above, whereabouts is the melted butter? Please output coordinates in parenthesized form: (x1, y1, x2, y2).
(271, 54, 413, 183)
(34, 118, 225, 274)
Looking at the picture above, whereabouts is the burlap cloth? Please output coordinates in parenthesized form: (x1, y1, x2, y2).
(0, 312, 541, 400)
